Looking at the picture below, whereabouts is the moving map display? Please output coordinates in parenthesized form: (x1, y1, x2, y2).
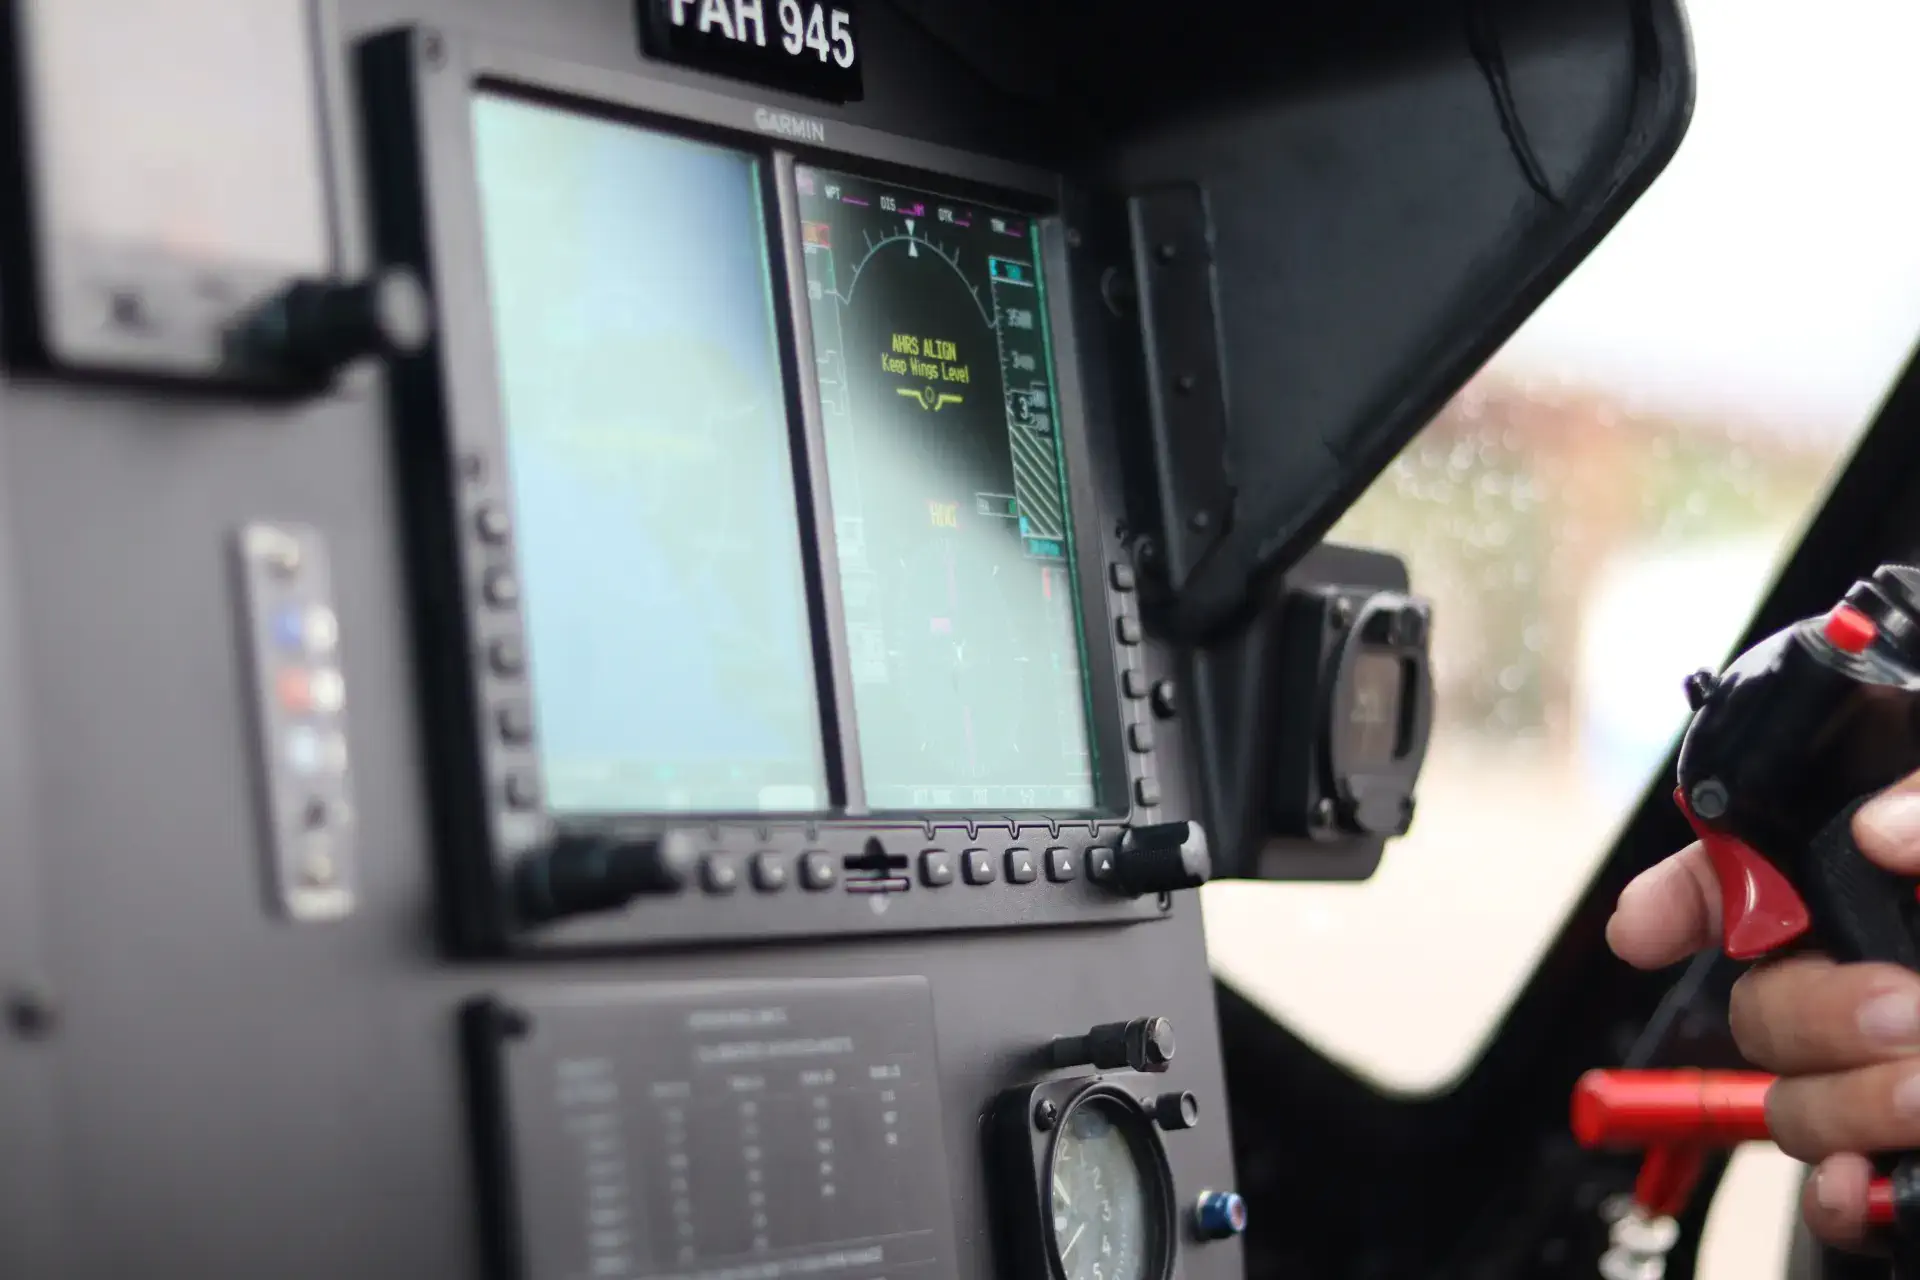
(796, 167, 1098, 811)
(471, 92, 827, 815)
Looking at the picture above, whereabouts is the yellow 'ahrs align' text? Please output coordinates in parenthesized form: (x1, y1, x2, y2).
(882, 331, 972, 392)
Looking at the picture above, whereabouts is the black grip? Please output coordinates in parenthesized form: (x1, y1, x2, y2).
(1801, 797, 1920, 971)
(1806, 801, 1920, 1278)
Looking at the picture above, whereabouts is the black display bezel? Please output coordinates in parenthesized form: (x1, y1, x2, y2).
(356, 26, 1148, 953)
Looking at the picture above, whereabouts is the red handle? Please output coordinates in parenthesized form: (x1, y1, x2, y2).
(1872, 1179, 1897, 1227)
(1574, 1070, 1909, 1229)
(1572, 1069, 1775, 1148)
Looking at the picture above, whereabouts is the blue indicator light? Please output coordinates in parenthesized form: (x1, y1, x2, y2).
(271, 606, 306, 651)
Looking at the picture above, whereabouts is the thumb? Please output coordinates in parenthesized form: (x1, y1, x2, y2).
(1851, 773, 1920, 874)
(1606, 843, 1722, 970)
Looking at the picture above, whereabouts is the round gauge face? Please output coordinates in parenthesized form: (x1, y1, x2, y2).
(1048, 1097, 1158, 1280)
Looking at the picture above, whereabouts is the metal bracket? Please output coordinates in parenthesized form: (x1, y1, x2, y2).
(1127, 183, 1236, 594)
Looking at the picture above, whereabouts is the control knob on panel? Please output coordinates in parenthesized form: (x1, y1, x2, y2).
(1111, 820, 1211, 897)
(229, 268, 434, 385)
(1049, 1016, 1176, 1074)
(1150, 1090, 1200, 1130)
(512, 830, 698, 926)
(1194, 1190, 1248, 1241)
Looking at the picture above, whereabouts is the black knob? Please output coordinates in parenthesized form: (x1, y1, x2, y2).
(1150, 679, 1178, 719)
(513, 831, 697, 926)
(233, 268, 434, 382)
(1683, 668, 1719, 710)
(1151, 1090, 1199, 1130)
(1113, 821, 1211, 896)
(1049, 1016, 1176, 1074)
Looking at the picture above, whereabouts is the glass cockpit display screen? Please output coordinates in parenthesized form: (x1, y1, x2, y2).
(796, 167, 1098, 811)
(471, 92, 827, 815)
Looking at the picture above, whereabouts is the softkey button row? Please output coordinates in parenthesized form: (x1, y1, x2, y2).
(482, 567, 519, 608)
(921, 849, 955, 887)
(701, 854, 740, 895)
(752, 851, 788, 892)
(488, 636, 525, 677)
(1005, 848, 1038, 884)
(498, 703, 534, 745)
(963, 848, 996, 885)
(1087, 847, 1117, 884)
(800, 850, 836, 891)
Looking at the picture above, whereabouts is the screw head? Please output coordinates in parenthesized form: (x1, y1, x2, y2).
(1065, 227, 1083, 248)
(1034, 1098, 1060, 1131)
(5, 988, 57, 1039)
(421, 29, 446, 67)
(1690, 779, 1731, 821)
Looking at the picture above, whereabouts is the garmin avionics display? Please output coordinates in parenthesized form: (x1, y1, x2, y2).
(470, 92, 827, 815)
(797, 168, 1098, 811)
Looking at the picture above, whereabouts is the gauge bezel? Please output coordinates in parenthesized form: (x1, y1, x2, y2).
(1038, 1081, 1179, 1280)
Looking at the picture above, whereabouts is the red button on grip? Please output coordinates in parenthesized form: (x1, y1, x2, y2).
(1824, 604, 1878, 655)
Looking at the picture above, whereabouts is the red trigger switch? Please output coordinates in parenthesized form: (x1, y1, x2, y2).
(1673, 789, 1811, 961)
(1823, 605, 1878, 655)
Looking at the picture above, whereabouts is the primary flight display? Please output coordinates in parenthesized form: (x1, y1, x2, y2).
(461, 90, 1099, 819)
(796, 167, 1098, 812)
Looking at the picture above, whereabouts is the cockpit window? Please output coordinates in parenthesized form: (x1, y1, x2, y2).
(1201, 0, 1920, 1097)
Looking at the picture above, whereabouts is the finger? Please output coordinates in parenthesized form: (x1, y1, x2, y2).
(1767, 1060, 1920, 1161)
(1853, 772, 1920, 874)
(1803, 1153, 1878, 1251)
(1606, 843, 1720, 970)
(1730, 955, 1920, 1073)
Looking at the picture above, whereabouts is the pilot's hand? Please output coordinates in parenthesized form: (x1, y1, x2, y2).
(1606, 776, 1920, 1250)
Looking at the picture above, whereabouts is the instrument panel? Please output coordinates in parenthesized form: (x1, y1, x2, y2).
(359, 28, 1191, 952)
(0, 4, 1240, 1280)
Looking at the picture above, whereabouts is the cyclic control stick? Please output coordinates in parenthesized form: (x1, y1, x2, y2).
(1673, 563, 1920, 1267)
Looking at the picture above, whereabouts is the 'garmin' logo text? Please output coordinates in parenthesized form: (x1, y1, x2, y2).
(754, 107, 826, 143)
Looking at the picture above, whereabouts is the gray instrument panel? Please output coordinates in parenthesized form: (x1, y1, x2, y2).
(0, 3, 1243, 1280)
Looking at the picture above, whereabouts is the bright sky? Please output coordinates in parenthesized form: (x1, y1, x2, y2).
(1497, 0, 1920, 441)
